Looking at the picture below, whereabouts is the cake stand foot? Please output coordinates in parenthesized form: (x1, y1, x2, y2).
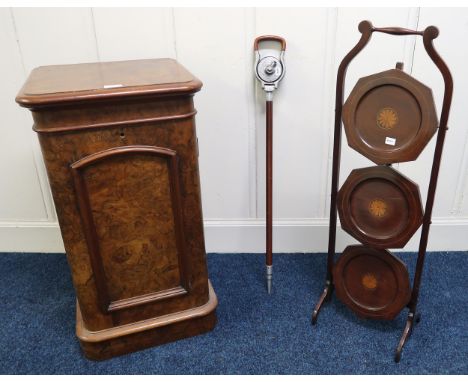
(311, 281, 333, 325)
(394, 311, 420, 363)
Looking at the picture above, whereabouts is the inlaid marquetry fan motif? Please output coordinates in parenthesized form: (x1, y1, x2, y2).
(377, 107, 398, 130)
(368, 198, 387, 218)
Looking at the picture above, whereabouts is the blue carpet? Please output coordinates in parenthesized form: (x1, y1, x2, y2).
(0, 252, 466, 374)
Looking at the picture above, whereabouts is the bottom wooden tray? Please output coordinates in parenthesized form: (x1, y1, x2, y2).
(76, 280, 218, 360)
(333, 246, 411, 320)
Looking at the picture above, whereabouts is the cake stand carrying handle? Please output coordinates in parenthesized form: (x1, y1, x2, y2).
(372, 26, 424, 36)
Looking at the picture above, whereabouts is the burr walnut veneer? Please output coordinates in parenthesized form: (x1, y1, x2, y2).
(16, 58, 217, 360)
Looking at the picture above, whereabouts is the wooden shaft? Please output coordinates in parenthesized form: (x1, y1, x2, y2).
(266, 100, 273, 267)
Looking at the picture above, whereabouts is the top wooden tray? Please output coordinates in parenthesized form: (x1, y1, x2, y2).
(342, 69, 438, 164)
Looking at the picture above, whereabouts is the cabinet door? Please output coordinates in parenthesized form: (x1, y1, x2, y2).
(71, 145, 190, 313)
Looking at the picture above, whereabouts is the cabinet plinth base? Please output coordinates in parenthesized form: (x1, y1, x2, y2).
(76, 281, 218, 361)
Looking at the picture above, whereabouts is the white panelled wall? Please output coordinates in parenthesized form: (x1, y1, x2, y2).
(1, 7, 467, 253)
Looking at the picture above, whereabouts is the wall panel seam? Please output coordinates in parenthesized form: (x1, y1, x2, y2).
(406, 7, 420, 75)
(171, 8, 178, 60)
(320, 7, 339, 218)
(9, 8, 56, 222)
(412, 7, 420, 73)
(89, 8, 101, 62)
(245, 7, 257, 218)
(9, 8, 26, 74)
(451, 129, 468, 214)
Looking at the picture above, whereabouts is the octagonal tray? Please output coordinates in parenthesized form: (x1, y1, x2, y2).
(333, 245, 411, 320)
(337, 165, 423, 248)
(342, 69, 438, 164)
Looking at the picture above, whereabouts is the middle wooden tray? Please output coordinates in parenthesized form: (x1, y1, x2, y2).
(338, 165, 424, 248)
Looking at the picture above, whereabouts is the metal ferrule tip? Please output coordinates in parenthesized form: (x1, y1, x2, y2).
(266, 265, 273, 294)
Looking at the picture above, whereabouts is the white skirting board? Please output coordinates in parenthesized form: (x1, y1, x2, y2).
(204, 218, 468, 253)
(0, 218, 467, 253)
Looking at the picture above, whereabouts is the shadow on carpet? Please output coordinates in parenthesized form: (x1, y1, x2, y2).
(0, 252, 466, 374)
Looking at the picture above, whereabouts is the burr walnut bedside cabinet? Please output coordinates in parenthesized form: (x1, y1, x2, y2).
(16, 58, 218, 360)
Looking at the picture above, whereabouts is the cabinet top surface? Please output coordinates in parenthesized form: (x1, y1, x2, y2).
(16, 58, 202, 108)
